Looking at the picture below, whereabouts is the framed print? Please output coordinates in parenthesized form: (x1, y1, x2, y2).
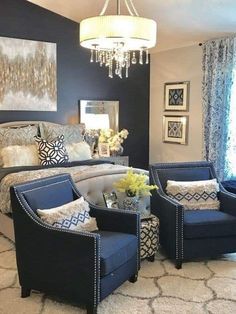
(103, 192, 119, 209)
(98, 143, 110, 157)
(163, 115, 188, 144)
(0, 36, 57, 111)
(164, 81, 189, 111)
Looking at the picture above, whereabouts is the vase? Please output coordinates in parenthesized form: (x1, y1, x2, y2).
(110, 146, 124, 157)
(123, 195, 139, 211)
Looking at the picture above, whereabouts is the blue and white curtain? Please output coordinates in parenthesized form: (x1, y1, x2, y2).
(202, 36, 236, 180)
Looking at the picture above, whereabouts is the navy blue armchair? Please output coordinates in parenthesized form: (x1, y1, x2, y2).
(10, 174, 140, 314)
(149, 161, 236, 269)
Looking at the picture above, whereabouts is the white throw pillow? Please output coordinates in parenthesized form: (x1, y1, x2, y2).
(66, 141, 92, 162)
(166, 179, 220, 210)
(0, 145, 39, 168)
(37, 197, 98, 232)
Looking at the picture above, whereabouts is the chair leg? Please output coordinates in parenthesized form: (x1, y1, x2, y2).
(21, 287, 31, 298)
(175, 259, 182, 269)
(86, 304, 97, 314)
(129, 273, 138, 283)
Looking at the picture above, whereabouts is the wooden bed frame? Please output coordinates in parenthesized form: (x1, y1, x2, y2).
(0, 120, 62, 241)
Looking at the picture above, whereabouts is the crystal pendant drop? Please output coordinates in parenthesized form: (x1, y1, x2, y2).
(131, 52, 137, 64)
(145, 49, 149, 64)
(139, 49, 143, 65)
(90, 49, 94, 62)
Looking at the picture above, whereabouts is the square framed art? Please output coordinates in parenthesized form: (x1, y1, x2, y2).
(163, 115, 188, 144)
(98, 143, 110, 157)
(103, 191, 119, 209)
(164, 81, 189, 111)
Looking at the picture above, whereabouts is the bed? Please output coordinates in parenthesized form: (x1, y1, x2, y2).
(0, 121, 148, 241)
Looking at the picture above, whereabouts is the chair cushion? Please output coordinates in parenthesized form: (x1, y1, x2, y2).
(184, 210, 236, 239)
(93, 230, 137, 277)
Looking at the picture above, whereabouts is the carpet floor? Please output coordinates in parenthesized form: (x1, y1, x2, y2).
(0, 234, 236, 314)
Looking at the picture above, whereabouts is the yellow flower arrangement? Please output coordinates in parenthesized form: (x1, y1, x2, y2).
(113, 169, 158, 197)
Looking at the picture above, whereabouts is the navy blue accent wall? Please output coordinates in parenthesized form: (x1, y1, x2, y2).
(0, 0, 150, 169)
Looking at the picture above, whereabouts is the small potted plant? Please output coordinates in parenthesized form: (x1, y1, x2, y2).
(113, 169, 157, 213)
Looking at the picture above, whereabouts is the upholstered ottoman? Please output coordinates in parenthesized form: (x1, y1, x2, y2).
(140, 215, 159, 261)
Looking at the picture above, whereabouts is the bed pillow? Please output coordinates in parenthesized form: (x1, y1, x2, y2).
(35, 135, 69, 166)
(39, 123, 85, 144)
(0, 145, 39, 168)
(0, 125, 38, 166)
(37, 197, 98, 232)
(166, 179, 220, 210)
(65, 142, 92, 162)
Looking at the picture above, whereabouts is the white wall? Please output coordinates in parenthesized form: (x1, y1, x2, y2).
(150, 45, 203, 163)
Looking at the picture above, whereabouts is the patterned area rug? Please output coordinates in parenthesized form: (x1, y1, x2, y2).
(0, 234, 236, 314)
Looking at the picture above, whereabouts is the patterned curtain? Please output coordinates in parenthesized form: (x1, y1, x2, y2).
(202, 36, 236, 180)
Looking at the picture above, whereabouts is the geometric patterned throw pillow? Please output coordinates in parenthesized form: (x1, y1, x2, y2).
(35, 134, 69, 166)
(37, 197, 98, 232)
(166, 179, 220, 210)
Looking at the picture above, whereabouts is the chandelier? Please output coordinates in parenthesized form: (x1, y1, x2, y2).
(79, 0, 157, 78)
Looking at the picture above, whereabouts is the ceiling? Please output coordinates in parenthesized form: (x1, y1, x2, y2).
(27, 0, 236, 53)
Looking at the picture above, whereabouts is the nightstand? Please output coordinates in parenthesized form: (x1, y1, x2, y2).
(99, 156, 129, 166)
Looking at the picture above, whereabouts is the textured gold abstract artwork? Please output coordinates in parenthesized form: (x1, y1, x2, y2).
(0, 36, 56, 111)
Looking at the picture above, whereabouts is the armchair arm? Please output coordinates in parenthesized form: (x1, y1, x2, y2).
(11, 187, 100, 307)
(151, 189, 184, 261)
(89, 204, 140, 236)
(219, 190, 236, 216)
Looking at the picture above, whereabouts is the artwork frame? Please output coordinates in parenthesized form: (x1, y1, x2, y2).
(164, 81, 190, 111)
(163, 115, 188, 145)
(0, 36, 57, 111)
(98, 143, 110, 157)
(103, 191, 119, 209)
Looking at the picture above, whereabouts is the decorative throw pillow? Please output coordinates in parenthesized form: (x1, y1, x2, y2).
(166, 179, 220, 210)
(0, 125, 38, 166)
(35, 135, 69, 166)
(65, 141, 92, 162)
(39, 123, 85, 144)
(37, 197, 98, 232)
(0, 145, 39, 168)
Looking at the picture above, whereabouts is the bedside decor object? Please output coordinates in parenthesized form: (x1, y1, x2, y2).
(79, 0, 157, 78)
(164, 82, 190, 111)
(98, 142, 110, 157)
(99, 128, 129, 156)
(114, 169, 157, 213)
(0, 36, 56, 111)
(103, 191, 119, 209)
(163, 115, 188, 144)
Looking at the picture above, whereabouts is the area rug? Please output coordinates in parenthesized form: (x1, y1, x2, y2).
(0, 234, 236, 314)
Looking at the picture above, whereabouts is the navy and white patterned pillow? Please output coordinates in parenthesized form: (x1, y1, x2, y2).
(166, 179, 220, 210)
(37, 197, 98, 232)
(35, 135, 69, 166)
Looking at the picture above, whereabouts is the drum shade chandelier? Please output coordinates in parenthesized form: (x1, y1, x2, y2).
(80, 0, 157, 78)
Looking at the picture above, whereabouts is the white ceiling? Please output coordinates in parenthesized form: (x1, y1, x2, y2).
(27, 0, 236, 53)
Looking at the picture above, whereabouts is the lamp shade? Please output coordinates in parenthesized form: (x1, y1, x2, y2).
(80, 15, 157, 50)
